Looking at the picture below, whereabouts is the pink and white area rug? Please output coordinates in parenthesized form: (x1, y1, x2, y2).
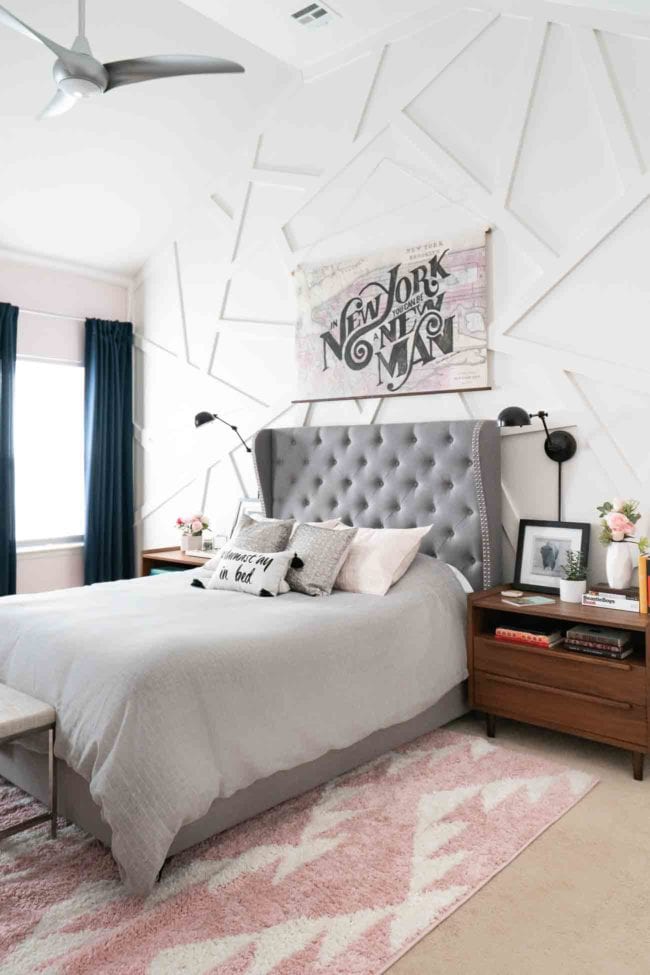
(0, 730, 597, 975)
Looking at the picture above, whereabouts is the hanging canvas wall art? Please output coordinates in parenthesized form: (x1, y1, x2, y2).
(293, 234, 489, 403)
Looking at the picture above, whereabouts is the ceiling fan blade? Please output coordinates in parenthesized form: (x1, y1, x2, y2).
(38, 89, 79, 120)
(0, 3, 89, 72)
(104, 54, 244, 91)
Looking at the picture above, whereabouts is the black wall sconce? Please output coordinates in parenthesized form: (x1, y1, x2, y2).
(194, 411, 252, 453)
(497, 407, 577, 520)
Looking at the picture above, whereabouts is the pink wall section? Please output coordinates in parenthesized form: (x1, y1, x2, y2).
(16, 548, 85, 594)
(0, 253, 130, 594)
(0, 257, 128, 321)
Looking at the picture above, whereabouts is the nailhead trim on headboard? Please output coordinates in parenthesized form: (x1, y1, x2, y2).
(471, 420, 491, 589)
(251, 440, 267, 516)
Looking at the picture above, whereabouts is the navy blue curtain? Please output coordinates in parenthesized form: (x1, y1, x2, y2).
(84, 319, 135, 584)
(0, 302, 17, 596)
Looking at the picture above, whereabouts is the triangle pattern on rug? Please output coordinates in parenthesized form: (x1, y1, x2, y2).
(481, 775, 556, 812)
(1, 730, 598, 975)
(149, 932, 255, 975)
(317, 906, 393, 965)
(389, 885, 469, 950)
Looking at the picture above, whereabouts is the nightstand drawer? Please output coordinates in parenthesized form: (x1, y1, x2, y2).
(474, 670, 647, 747)
(474, 637, 645, 706)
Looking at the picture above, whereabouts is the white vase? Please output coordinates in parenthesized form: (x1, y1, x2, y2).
(559, 578, 587, 603)
(180, 535, 189, 552)
(186, 534, 202, 551)
(606, 541, 635, 589)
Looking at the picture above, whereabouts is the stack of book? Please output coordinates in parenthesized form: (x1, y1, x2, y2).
(582, 585, 640, 613)
(495, 625, 563, 649)
(564, 624, 634, 660)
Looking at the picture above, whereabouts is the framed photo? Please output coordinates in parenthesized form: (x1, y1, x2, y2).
(230, 496, 263, 538)
(514, 520, 590, 594)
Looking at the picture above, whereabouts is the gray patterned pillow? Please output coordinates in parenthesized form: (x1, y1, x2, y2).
(232, 513, 295, 552)
(286, 523, 358, 597)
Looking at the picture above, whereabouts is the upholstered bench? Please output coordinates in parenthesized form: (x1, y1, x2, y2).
(0, 684, 57, 840)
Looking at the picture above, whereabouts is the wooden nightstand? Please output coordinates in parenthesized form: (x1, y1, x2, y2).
(468, 586, 649, 780)
(141, 547, 209, 576)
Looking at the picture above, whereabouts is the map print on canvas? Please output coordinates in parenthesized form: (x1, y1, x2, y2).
(294, 235, 488, 402)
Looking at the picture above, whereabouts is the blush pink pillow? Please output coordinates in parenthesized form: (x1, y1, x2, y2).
(334, 525, 433, 595)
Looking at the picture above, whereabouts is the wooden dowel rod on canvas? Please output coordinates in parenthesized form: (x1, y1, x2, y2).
(292, 229, 492, 276)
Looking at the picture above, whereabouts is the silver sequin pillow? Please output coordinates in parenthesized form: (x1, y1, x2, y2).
(286, 523, 358, 597)
(232, 513, 295, 552)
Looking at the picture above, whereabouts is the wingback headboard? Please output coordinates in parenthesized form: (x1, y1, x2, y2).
(252, 419, 501, 591)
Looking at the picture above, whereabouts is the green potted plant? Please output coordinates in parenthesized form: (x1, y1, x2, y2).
(559, 550, 587, 603)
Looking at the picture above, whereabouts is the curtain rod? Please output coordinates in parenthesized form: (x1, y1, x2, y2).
(19, 307, 86, 323)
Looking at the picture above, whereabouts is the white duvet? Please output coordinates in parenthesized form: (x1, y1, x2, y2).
(0, 555, 468, 892)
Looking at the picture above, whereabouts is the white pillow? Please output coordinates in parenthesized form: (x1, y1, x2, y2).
(206, 545, 293, 597)
(334, 525, 433, 596)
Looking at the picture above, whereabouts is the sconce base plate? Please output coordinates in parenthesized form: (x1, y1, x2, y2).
(544, 430, 577, 464)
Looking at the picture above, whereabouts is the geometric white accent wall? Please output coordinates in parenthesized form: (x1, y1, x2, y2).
(132, 2, 650, 583)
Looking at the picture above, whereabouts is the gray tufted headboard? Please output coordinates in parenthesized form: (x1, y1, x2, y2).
(252, 420, 501, 591)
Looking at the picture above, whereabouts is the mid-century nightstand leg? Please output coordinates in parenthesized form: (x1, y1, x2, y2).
(486, 713, 496, 738)
(632, 752, 644, 782)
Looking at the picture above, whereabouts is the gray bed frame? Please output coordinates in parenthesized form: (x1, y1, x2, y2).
(0, 419, 501, 860)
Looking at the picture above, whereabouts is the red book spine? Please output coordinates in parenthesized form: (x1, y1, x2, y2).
(495, 628, 556, 647)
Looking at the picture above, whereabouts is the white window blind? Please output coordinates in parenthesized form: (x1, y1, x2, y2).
(14, 359, 85, 546)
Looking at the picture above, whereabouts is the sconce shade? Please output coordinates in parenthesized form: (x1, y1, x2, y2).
(497, 406, 531, 428)
(194, 411, 215, 428)
(193, 410, 252, 452)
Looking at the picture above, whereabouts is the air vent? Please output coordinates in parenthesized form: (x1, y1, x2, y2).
(291, 3, 336, 29)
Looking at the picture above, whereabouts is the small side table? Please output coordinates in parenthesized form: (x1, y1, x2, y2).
(141, 547, 212, 577)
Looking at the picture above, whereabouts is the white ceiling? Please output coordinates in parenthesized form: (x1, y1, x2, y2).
(1, 0, 648, 277)
(0, 0, 295, 275)
(181, 0, 650, 70)
(181, 0, 443, 71)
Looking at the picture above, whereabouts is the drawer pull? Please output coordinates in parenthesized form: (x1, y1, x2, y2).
(482, 672, 634, 710)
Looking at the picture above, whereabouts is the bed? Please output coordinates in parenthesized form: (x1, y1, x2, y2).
(0, 419, 501, 892)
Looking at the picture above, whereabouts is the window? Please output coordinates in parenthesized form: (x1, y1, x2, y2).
(14, 359, 85, 547)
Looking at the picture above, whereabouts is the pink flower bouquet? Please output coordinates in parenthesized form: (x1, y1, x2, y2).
(597, 498, 647, 552)
(175, 513, 210, 536)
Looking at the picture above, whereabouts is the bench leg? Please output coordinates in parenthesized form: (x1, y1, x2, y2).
(49, 726, 58, 838)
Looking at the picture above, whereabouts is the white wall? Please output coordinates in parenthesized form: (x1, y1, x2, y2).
(0, 252, 129, 593)
(133, 2, 650, 587)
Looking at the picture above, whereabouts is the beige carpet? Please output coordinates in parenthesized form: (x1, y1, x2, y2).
(389, 712, 649, 975)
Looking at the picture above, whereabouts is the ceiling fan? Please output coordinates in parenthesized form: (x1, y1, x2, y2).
(0, 0, 245, 119)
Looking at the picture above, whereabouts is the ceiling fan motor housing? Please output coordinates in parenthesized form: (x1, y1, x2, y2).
(53, 56, 108, 98)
